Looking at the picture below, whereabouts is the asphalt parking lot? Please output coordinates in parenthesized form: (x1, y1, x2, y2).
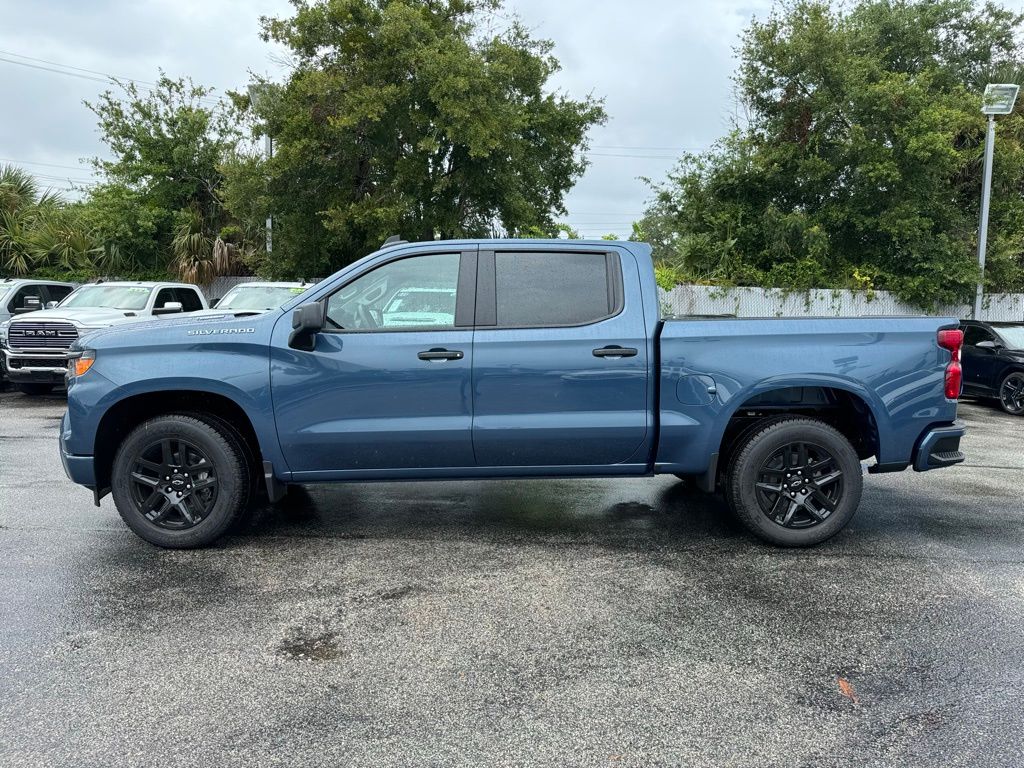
(1, 390, 1023, 767)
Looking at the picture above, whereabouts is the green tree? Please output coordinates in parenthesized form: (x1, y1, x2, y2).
(85, 76, 250, 280)
(0, 165, 105, 278)
(638, 0, 1024, 306)
(223, 0, 606, 276)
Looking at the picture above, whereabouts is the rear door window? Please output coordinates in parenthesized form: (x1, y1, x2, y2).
(492, 251, 619, 327)
(175, 288, 204, 312)
(45, 285, 74, 303)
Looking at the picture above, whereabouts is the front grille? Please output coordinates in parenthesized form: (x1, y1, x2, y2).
(8, 322, 78, 350)
(8, 356, 68, 370)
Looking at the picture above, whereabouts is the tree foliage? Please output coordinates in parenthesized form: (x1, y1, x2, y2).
(222, 0, 606, 276)
(638, 0, 1024, 306)
(0, 164, 106, 279)
(85, 76, 251, 280)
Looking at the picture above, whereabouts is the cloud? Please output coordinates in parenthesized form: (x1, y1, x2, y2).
(0, 0, 771, 233)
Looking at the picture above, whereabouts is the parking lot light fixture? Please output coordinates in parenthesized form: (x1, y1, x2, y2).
(975, 83, 1020, 320)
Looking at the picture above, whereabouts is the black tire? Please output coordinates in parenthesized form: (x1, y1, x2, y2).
(725, 417, 862, 547)
(998, 371, 1024, 416)
(110, 414, 250, 548)
(17, 383, 54, 396)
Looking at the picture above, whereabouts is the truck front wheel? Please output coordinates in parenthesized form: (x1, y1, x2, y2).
(110, 414, 249, 548)
(725, 417, 862, 547)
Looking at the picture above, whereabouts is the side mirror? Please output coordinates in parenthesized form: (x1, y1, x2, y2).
(289, 301, 326, 351)
(45, 301, 58, 309)
(154, 301, 184, 316)
(975, 340, 999, 350)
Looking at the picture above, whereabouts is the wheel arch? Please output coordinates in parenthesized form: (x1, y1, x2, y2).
(92, 389, 268, 498)
(713, 379, 885, 476)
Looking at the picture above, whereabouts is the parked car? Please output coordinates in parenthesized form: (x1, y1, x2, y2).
(0, 278, 77, 389)
(960, 319, 1024, 415)
(4, 281, 208, 395)
(60, 238, 965, 549)
(206, 282, 309, 314)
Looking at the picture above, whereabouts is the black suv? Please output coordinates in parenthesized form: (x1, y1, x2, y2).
(960, 319, 1024, 415)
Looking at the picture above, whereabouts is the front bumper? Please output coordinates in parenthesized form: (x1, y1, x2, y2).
(912, 423, 966, 472)
(59, 411, 96, 487)
(3, 349, 69, 384)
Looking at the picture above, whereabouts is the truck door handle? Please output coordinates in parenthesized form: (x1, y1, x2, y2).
(593, 346, 638, 358)
(418, 348, 464, 361)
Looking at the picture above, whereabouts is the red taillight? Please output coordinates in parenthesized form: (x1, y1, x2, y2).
(938, 329, 964, 399)
(945, 361, 962, 399)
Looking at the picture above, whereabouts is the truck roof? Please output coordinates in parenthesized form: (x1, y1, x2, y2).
(0, 278, 77, 287)
(83, 281, 203, 289)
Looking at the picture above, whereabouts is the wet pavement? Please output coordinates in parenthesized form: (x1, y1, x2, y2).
(1, 389, 1023, 767)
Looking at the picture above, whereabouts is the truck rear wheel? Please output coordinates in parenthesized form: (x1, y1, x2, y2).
(725, 417, 862, 547)
(110, 414, 249, 548)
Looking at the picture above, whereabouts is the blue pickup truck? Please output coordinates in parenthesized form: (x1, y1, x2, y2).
(60, 239, 966, 548)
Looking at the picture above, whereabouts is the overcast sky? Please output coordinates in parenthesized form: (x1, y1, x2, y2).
(0, 0, 772, 238)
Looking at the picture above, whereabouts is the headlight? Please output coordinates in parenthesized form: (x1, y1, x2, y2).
(68, 349, 96, 377)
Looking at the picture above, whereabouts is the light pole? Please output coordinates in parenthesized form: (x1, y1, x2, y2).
(248, 84, 276, 255)
(974, 83, 1019, 319)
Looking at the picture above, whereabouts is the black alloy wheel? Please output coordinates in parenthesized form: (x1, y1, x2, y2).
(754, 441, 844, 529)
(111, 414, 249, 548)
(725, 417, 862, 547)
(999, 371, 1024, 416)
(128, 437, 218, 530)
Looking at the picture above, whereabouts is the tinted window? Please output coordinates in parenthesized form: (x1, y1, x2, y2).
(175, 288, 204, 312)
(326, 253, 460, 331)
(46, 285, 74, 302)
(8, 285, 45, 313)
(494, 252, 615, 327)
(964, 325, 994, 346)
(155, 289, 177, 309)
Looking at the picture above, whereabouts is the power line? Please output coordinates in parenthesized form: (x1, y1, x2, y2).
(585, 152, 680, 160)
(591, 144, 707, 152)
(0, 157, 95, 173)
(0, 50, 227, 107)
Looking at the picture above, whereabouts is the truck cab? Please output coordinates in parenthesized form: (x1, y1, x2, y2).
(4, 281, 208, 394)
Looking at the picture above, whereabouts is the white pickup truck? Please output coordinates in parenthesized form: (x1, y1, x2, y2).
(2, 281, 208, 394)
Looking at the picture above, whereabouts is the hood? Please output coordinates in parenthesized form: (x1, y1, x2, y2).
(8, 307, 157, 328)
(75, 308, 282, 348)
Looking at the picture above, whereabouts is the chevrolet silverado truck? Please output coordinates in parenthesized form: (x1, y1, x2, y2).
(59, 239, 966, 549)
(5, 281, 208, 394)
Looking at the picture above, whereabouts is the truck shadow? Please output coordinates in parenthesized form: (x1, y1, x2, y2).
(237, 478, 749, 549)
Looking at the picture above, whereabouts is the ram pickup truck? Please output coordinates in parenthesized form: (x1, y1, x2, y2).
(5, 281, 208, 394)
(60, 239, 966, 549)
(0, 278, 77, 389)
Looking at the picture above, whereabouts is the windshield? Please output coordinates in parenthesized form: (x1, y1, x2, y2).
(59, 285, 152, 310)
(996, 325, 1024, 350)
(217, 285, 305, 310)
